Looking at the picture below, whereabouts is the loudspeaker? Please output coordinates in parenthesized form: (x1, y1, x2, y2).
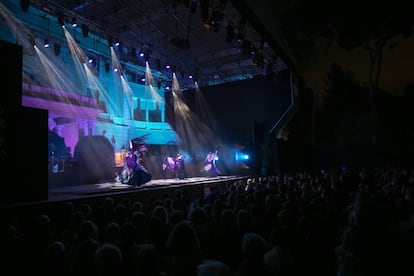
(16, 106, 49, 202)
(0, 41, 48, 204)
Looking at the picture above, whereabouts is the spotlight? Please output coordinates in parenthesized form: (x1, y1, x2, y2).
(71, 17, 77, 28)
(116, 42, 123, 52)
(43, 38, 50, 48)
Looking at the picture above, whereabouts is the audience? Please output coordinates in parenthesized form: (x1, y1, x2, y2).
(1, 166, 414, 275)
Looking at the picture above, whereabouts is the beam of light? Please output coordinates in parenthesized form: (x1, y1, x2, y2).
(111, 46, 123, 75)
(63, 28, 120, 118)
(171, 74, 229, 165)
(172, 72, 181, 96)
(119, 74, 134, 120)
(107, 46, 132, 118)
(33, 45, 82, 92)
(145, 61, 163, 102)
(63, 26, 89, 83)
(194, 82, 220, 143)
(0, 2, 34, 50)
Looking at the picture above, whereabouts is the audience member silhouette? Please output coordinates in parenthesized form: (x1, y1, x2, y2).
(2, 167, 414, 276)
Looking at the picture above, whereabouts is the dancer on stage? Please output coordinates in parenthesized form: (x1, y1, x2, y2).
(174, 153, 187, 179)
(129, 144, 152, 187)
(114, 150, 136, 184)
(115, 144, 152, 187)
(162, 153, 187, 179)
(201, 149, 220, 176)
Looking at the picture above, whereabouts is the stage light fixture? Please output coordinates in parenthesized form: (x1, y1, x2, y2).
(43, 38, 50, 48)
(116, 42, 123, 52)
(71, 17, 77, 28)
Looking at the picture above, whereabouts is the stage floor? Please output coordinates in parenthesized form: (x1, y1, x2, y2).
(47, 175, 245, 203)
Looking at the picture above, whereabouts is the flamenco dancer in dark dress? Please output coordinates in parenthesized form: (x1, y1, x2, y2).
(115, 143, 152, 187)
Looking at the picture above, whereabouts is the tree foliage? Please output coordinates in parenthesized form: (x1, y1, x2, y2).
(274, 0, 414, 143)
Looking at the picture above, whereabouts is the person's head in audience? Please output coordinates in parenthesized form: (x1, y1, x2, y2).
(95, 243, 123, 276)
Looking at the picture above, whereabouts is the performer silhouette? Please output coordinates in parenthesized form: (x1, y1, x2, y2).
(162, 153, 186, 179)
(115, 144, 151, 187)
(174, 153, 186, 179)
(201, 150, 220, 176)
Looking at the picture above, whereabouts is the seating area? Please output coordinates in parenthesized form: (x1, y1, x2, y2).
(1, 166, 414, 275)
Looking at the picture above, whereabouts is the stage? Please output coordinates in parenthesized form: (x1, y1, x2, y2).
(47, 175, 246, 202)
(1, 175, 249, 216)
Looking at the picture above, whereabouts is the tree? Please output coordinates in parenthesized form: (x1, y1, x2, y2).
(275, 0, 414, 143)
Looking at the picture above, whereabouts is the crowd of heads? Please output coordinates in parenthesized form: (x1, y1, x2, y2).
(1, 166, 414, 275)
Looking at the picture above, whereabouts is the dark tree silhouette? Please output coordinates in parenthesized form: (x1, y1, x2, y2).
(275, 0, 414, 143)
